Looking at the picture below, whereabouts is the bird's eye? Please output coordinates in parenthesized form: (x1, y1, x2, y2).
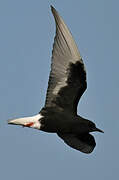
(89, 122, 95, 128)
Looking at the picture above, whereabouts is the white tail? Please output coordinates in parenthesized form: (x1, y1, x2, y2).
(8, 114, 43, 129)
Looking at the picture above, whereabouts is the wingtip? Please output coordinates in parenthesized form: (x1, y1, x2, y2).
(50, 5, 53, 9)
(50, 5, 54, 11)
(50, 5, 57, 15)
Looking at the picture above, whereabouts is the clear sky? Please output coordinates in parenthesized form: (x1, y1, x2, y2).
(0, 0, 119, 179)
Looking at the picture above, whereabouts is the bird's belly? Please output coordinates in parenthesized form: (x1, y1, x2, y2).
(40, 116, 72, 133)
(40, 107, 75, 133)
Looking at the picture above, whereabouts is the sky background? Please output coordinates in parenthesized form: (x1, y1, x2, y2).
(0, 0, 119, 179)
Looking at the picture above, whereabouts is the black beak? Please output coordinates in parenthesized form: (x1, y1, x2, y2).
(95, 128, 104, 133)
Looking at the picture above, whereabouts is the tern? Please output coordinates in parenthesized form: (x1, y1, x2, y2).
(8, 6, 103, 153)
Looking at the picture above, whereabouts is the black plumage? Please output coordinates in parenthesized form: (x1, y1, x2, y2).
(8, 6, 103, 154)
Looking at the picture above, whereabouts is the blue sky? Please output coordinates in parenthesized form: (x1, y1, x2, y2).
(0, 0, 119, 179)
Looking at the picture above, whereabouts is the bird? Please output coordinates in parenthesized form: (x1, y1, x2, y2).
(8, 6, 103, 154)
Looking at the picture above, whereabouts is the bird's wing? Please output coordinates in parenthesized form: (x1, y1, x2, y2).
(57, 133, 96, 153)
(45, 6, 87, 114)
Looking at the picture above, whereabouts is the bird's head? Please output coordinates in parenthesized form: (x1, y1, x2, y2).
(88, 121, 104, 133)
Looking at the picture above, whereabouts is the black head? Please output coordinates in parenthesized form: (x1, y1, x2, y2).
(88, 121, 104, 133)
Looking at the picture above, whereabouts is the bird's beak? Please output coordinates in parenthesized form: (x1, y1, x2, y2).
(95, 127, 104, 133)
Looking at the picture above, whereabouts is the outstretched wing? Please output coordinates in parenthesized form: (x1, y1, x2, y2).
(45, 6, 87, 114)
(57, 133, 96, 154)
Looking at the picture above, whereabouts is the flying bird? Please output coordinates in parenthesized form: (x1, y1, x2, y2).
(8, 6, 103, 153)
